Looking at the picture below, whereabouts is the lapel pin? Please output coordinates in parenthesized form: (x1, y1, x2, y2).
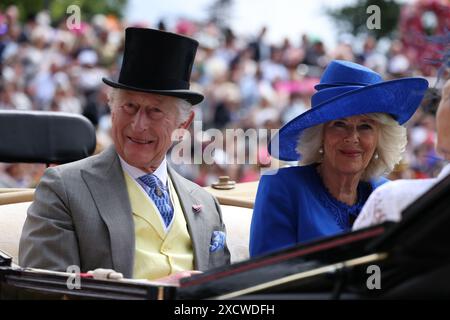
(192, 204, 203, 213)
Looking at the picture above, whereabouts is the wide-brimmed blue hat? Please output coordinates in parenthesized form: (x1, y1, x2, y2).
(269, 60, 429, 161)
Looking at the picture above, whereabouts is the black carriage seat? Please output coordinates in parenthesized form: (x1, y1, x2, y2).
(0, 110, 96, 165)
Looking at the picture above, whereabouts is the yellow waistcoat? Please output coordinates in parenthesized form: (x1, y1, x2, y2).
(123, 172, 194, 280)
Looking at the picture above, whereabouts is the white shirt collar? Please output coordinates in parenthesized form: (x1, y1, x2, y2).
(118, 156, 168, 186)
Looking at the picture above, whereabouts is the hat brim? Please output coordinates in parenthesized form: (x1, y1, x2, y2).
(102, 78, 204, 105)
(270, 78, 428, 161)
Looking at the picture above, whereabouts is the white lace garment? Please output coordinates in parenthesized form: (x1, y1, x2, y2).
(353, 164, 450, 230)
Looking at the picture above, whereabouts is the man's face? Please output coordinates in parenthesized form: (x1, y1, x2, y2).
(110, 89, 193, 172)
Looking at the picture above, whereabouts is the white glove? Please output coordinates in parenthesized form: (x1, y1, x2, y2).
(87, 268, 124, 280)
(152, 270, 202, 286)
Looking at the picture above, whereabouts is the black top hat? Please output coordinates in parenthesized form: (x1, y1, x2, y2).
(103, 27, 204, 105)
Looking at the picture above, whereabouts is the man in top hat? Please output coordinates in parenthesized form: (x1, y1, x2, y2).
(19, 28, 230, 281)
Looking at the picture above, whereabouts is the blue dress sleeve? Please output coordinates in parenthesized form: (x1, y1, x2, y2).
(249, 172, 297, 257)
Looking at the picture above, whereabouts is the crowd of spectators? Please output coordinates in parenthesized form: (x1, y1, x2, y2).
(0, 3, 448, 189)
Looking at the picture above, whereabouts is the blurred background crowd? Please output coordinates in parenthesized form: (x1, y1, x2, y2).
(0, 0, 449, 188)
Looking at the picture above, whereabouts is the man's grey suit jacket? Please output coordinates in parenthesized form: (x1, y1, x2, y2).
(19, 146, 230, 277)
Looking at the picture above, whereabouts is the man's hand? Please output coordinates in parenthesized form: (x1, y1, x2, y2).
(85, 269, 201, 285)
(87, 268, 124, 280)
(152, 270, 202, 286)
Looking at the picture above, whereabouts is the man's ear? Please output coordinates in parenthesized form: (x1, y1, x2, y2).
(179, 111, 195, 129)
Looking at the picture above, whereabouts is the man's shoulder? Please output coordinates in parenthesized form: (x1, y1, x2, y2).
(49, 147, 116, 178)
(54, 153, 98, 171)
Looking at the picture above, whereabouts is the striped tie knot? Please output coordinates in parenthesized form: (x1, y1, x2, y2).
(138, 174, 173, 227)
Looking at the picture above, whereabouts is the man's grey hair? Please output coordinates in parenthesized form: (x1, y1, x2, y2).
(296, 113, 407, 181)
(107, 88, 192, 123)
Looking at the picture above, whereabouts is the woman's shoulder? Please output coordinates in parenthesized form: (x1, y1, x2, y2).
(369, 176, 390, 189)
(257, 165, 320, 195)
(260, 164, 318, 181)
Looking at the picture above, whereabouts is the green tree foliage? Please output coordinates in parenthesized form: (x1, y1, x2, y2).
(0, 0, 127, 22)
(327, 0, 401, 39)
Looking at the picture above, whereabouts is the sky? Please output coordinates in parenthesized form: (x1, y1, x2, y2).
(125, 0, 417, 50)
(124, 0, 358, 49)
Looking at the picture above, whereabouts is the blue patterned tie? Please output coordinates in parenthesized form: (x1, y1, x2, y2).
(138, 174, 174, 227)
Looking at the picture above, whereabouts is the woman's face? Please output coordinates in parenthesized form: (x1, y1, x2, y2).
(322, 115, 379, 177)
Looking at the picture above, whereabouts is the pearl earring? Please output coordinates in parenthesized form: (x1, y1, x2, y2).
(318, 147, 324, 154)
(374, 152, 379, 160)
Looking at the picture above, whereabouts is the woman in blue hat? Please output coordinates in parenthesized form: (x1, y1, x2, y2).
(249, 60, 428, 257)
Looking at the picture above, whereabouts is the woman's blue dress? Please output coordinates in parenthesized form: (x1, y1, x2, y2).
(249, 164, 387, 257)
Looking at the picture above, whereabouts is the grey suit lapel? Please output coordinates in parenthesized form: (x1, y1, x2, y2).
(81, 146, 135, 277)
(168, 166, 209, 270)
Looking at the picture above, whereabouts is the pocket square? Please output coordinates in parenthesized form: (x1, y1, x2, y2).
(209, 231, 226, 253)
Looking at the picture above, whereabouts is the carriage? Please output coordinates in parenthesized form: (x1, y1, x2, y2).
(1, 110, 449, 300)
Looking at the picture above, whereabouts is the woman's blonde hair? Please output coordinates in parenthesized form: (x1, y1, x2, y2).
(296, 113, 407, 180)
